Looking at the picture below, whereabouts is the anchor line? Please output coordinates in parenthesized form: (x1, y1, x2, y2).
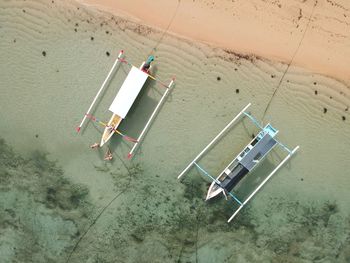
(261, 0, 318, 121)
(147, 0, 181, 56)
(65, 157, 135, 263)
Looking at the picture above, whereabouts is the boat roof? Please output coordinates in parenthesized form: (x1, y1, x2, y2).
(240, 132, 277, 171)
(109, 66, 149, 118)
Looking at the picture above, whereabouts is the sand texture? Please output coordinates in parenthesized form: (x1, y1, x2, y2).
(80, 0, 350, 84)
(0, 0, 349, 262)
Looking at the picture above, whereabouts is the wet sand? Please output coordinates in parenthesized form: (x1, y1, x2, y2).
(0, 0, 349, 262)
(79, 0, 350, 84)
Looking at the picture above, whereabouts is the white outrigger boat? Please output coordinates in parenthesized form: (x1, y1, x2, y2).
(178, 103, 299, 222)
(76, 50, 175, 158)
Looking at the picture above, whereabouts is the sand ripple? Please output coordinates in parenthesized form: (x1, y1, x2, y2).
(0, 0, 349, 262)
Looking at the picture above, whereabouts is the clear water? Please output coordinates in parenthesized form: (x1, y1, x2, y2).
(0, 0, 349, 262)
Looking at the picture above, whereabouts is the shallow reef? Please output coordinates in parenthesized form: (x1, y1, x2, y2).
(1, 138, 349, 262)
(0, 138, 92, 262)
(66, 165, 350, 263)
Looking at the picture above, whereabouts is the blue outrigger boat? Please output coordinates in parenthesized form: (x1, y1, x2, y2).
(178, 103, 299, 222)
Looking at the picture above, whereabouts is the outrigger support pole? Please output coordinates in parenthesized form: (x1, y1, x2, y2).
(76, 50, 124, 132)
(127, 78, 176, 159)
(227, 145, 300, 222)
(177, 103, 252, 179)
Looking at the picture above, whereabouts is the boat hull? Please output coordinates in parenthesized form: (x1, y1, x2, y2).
(100, 114, 122, 146)
(206, 182, 224, 200)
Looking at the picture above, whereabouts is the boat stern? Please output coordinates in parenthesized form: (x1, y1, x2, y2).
(100, 114, 122, 146)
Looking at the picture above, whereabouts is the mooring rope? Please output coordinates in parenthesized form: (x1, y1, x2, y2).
(67, 4, 182, 261)
(148, 0, 181, 57)
(65, 156, 134, 263)
(195, 213, 199, 263)
(261, 0, 318, 121)
(176, 180, 200, 263)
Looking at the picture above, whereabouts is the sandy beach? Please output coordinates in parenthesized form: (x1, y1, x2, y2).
(1, 0, 350, 262)
(79, 0, 350, 84)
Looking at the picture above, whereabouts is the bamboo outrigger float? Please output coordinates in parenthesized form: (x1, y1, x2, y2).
(178, 103, 299, 222)
(76, 50, 175, 159)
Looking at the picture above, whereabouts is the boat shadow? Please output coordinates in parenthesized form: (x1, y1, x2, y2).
(201, 149, 288, 219)
(78, 60, 126, 134)
(108, 72, 170, 158)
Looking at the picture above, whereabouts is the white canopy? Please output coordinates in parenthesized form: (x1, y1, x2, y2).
(109, 66, 148, 118)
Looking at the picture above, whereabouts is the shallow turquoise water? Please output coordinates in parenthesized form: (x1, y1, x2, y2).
(0, 0, 349, 262)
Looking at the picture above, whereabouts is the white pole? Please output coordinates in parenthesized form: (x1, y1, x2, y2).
(227, 145, 299, 222)
(127, 79, 175, 159)
(76, 50, 124, 132)
(227, 205, 244, 222)
(177, 103, 251, 179)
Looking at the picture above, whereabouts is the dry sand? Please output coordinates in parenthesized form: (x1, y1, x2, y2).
(1, 0, 350, 262)
(78, 0, 350, 84)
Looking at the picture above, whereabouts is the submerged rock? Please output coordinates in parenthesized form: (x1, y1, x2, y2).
(0, 137, 92, 261)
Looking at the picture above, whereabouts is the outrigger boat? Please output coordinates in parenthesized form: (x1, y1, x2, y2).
(76, 50, 175, 158)
(178, 103, 299, 222)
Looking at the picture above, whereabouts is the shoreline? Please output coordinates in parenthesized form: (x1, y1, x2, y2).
(1, 0, 350, 261)
(77, 0, 350, 84)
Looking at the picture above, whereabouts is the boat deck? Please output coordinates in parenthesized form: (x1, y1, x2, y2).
(221, 163, 249, 192)
(101, 114, 122, 146)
